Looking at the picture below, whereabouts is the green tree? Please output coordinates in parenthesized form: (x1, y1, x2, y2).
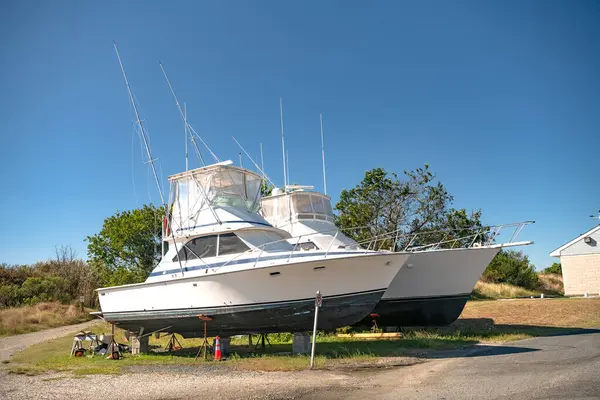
(260, 180, 273, 197)
(543, 262, 562, 275)
(413, 208, 485, 249)
(86, 204, 164, 286)
(482, 250, 538, 289)
(335, 166, 453, 250)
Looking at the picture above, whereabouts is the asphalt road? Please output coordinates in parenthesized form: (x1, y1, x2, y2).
(318, 329, 600, 400)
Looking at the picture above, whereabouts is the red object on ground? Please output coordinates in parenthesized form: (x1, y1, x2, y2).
(214, 336, 222, 361)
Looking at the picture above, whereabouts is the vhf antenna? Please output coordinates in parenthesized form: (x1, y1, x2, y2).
(113, 41, 185, 276)
(280, 97, 287, 192)
(320, 113, 327, 195)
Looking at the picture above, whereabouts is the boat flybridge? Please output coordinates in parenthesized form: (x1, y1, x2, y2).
(96, 162, 408, 337)
(261, 187, 534, 327)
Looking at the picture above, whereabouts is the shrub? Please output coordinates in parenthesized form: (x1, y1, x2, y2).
(482, 250, 538, 290)
(543, 262, 562, 275)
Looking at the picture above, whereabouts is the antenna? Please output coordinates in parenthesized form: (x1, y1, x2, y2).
(320, 112, 327, 195)
(232, 136, 277, 188)
(238, 152, 243, 168)
(159, 62, 220, 164)
(113, 41, 185, 275)
(280, 97, 287, 192)
(184, 102, 188, 171)
(260, 142, 265, 181)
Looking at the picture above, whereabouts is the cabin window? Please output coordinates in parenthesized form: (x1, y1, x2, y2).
(173, 235, 218, 262)
(218, 233, 250, 256)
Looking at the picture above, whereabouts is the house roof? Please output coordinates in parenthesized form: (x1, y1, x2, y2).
(549, 224, 600, 257)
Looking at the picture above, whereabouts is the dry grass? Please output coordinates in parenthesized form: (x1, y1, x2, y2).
(0, 302, 92, 337)
(536, 273, 564, 295)
(459, 298, 600, 328)
(472, 281, 538, 299)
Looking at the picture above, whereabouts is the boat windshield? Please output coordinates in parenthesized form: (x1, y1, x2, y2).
(170, 165, 263, 231)
(262, 192, 334, 228)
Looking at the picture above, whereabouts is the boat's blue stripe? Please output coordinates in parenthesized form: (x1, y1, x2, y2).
(175, 220, 273, 232)
(149, 251, 371, 277)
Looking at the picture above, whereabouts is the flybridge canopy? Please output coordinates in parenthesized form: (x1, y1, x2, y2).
(169, 162, 264, 234)
(261, 190, 334, 228)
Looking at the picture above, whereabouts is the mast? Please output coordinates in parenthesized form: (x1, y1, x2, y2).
(320, 113, 327, 195)
(280, 97, 287, 192)
(113, 41, 185, 275)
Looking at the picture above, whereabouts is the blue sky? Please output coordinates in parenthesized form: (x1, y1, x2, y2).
(1, 0, 598, 268)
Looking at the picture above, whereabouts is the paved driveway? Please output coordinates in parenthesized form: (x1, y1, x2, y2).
(324, 329, 600, 400)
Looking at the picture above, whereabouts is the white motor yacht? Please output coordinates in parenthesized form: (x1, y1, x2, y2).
(261, 188, 533, 326)
(96, 164, 408, 337)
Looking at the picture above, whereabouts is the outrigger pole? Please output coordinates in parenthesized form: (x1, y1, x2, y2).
(159, 62, 220, 164)
(113, 41, 186, 277)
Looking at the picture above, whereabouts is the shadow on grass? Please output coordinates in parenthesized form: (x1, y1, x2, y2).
(436, 318, 600, 339)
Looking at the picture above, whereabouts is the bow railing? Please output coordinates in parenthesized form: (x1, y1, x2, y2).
(212, 220, 535, 272)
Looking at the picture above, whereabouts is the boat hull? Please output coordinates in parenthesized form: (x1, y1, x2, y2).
(102, 288, 384, 337)
(358, 247, 501, 327)
(367, 294, 470, 326)
(98, 252, 408, 336)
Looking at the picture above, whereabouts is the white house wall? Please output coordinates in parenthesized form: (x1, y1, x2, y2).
(561, 254, 600, 296)
(559, 229, 600, 256)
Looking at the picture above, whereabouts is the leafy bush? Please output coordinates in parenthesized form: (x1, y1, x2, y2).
(543, 262, 562, 275)
(482, 250, 538, 290)
(0, 251, 100, 309)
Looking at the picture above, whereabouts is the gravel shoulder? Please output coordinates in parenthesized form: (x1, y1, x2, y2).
(0, 320, 99, 363)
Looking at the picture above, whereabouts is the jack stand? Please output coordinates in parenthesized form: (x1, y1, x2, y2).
(370, 313, 380, 333)
(254, 333, 271, 351)
(107, 322, 121, 360)
(165, 333, 183, 352)
(195, 315, 213, 361)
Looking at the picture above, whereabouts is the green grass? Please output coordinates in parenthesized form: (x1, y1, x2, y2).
(7, 298, 600, 376)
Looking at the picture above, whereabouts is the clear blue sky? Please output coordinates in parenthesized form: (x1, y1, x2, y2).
(1, 0, 598, 269)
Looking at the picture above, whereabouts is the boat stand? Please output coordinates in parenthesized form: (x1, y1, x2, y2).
(165, 333, 183, 352)
(253, 333, 271, 350)
(107, 322, 121, 360)
(369, 313, 380, 333)
(195, 315, 213, 361)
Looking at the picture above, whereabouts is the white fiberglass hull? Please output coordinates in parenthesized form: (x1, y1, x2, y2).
(98, 252, 408, 336)
(367, 246, 502, 326)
